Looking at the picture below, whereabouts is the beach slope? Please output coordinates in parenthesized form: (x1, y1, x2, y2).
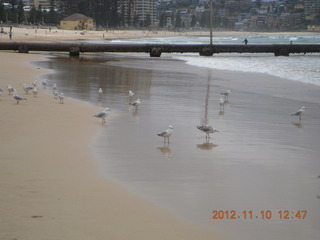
(0, 51, 222, 240)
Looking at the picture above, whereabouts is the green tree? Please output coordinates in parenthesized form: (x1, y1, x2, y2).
(145, 13, 151, 28)
(0, 3, 5, 22)
(191, 15, 196, 27)
(175, 13, 181, 28)
(17, 0, 25, 24)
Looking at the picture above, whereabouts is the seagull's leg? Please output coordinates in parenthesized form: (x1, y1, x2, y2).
(299, 115, 301, 123)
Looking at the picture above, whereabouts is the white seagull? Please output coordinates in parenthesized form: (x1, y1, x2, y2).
(94, 108, 111, 124)
(197, 125, 219, 139)
(7, 85, 14, 95)
(52, 83, 58, 92)
(32, 80, 38, 87)
(129, 90, 135, 98)
(59, 93, 64, 104)
(32, 87, 38, 97)
(98, 88, 103, 97)
(23, 84, 33, 94)
(157, 125, 173, 143)
(42, 79, 47, 88)
(13, 89, 27, 104)
(291, 106, 306, 122)
(53, 89, 59, 98)
(130, 99, 141, 108)
(220, 90, 231, 100)
(219, 98, 225, 111)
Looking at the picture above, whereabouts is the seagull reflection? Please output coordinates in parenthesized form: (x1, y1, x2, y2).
(292, 122, 303, 128)
(219, 110, 224, 116)
(197, 142, 218, 150)
(157, 144, 172, 160)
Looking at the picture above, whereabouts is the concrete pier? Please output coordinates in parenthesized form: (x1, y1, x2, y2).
(0, 42, 319, 57)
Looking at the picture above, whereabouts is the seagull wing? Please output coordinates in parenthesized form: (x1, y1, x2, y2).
(157, 130, 168, 137)
(94, 112, 106, 118)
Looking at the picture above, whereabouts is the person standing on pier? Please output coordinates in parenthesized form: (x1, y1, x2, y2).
(242, 38, 248, 45)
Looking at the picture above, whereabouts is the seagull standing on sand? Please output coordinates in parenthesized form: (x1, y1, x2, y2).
(53, 89, 59, 99)
(59, 93, 64, 104)
(220, 90, 231, 100)
(32, 80, 38, 87)
(7, 85, 14, 95)
(196, 125, 219, 140)
(219, 98, 225, 111)
(23, 84, 33, 94)
(94, 108, 111, 124)
(98, 88, 103, 97)
(157, 125, 173, 143)
(13, 89, 27, 104)
(291, 106, 306, 122)
(52, 83, 58, 92)
(42, 79, 47, 88)
(32, 87, 38, 97)
(130, 99, 141, 108)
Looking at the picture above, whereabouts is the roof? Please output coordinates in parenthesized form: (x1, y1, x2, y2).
(61, 13, 93, 21)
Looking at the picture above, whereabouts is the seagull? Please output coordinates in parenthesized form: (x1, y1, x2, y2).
(129, 90, 135, 104)
(157, 125, 173, 143)
(53, 89, 59, 98)
(219, 98, 225, 111)
(7, 85, 14, 95)
(129, 90, 135, 99)
(98, 88, 103, 97)
(0, 87, 2, 97)
(220, 90, 231, 100)
(52, 83, 58, 92)
(23, 84, 33, 94)
(59, 93, 64, 104)
(32, 87, 38, 97)
(130, 99, 141, 108)
(13, 89, 27, 104)
(94, 108, 111, 124)
(197, 125, 219, 139)
(291, 106, 306, 122)
(32, 80, 38, 87)
(42, 79, 47, 88)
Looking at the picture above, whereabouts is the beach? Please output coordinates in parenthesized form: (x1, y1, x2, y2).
(1, 27, 320, 240)
(0, 52, 223, 239)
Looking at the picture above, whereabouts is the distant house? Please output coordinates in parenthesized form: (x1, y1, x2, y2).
(60, 13, 95, 30)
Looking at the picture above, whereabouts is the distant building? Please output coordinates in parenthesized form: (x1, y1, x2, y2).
(304, 0, 320, 21)
(60, 14, 96, 30)
(24, 0, 60, 10)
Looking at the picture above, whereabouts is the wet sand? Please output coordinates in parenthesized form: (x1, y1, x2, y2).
(0, 51, 223, 240)
(38, 53, 320, 240)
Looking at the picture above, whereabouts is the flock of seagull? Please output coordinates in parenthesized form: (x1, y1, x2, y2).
(1, 81, 306, 144)
(92, 87, 307, 144)
(2, 79, 64, 104)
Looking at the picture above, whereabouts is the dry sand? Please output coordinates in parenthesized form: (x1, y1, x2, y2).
(0, 49, 224, 239)
(1, 26, 317, 42)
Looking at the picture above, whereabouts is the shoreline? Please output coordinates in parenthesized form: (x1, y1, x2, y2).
(0, 27, 319, 43)
(42, 52, 320, 240)
(0, 51, 224, 239)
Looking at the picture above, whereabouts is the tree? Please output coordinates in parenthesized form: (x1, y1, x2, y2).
(145, 13, 151, 28)
(175, 13, 181, 28)
(191, 15, 196, 27)
(0, 3, 5, 22)
(17, 0, 25, 24)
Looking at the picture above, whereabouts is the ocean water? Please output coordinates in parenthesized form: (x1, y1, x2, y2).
(112, 33, 320, 85)
(36, 33, 320, 240)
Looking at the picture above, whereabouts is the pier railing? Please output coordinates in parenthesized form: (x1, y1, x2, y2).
(0, 42, 319, 57)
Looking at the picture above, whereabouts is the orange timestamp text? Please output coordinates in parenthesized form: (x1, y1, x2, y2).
(211, 210, 307, 220)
